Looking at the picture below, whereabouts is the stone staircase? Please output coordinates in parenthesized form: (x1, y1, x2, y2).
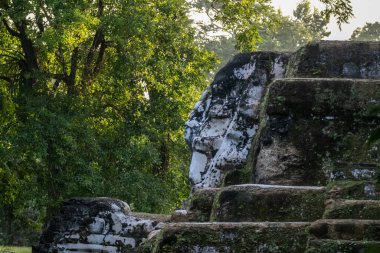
(149, 181, 379, 252)
(136, 41, 380, 253)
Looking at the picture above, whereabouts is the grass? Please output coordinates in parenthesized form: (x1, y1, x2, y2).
(0, 247, 31, 253)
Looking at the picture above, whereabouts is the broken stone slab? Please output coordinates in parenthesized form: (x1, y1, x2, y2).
(33, 198, 165, 253)
(148, 222, 310, 253)
(211, 184, 326, 222)
(286, 41, 380, 79)
(252, 78, 380, 186)
(309, 219, 380, 241)
(185, 52, 290, 190)
(306, 239, 380, 253)
(323, 199, 380, 220)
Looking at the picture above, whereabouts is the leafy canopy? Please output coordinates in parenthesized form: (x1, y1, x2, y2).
(351, 22, 380, 42)
(0, 0, 216, 244)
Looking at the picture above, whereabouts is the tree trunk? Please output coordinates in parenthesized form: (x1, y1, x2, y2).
(153, 136, 170, 175)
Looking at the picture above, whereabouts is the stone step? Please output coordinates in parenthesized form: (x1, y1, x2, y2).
(326, 180, 380, 200)
(324, 200, 380, 220)
(187, 184, 326, 222)
(139, 222, 310, 253)
(306, 239, 380, 253)
(309, 219, 380, 241)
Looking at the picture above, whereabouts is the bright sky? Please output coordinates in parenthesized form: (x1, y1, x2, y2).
(271, 0, 380, 40)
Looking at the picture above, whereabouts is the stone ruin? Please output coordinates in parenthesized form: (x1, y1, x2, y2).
(34, 41, 380, 253)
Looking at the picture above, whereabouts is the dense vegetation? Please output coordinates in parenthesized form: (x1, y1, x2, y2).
(0, 0, 362, 246)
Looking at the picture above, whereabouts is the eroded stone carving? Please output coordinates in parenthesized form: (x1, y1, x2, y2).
(185, 52, 289, 190)
(34, 198, 166, 253)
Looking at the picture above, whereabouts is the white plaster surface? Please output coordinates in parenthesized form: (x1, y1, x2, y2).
(185, 53, 288, 190)
(233, 62, 256, 79)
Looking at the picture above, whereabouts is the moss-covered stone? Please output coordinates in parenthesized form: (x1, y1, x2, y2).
(151, 222, 310, 253)
(210, 184, 326, 222)
(326, 181, 380, 200)
(323, 200, 380, 219)
(309, 219, 380, 241)
(328, 163, 379, 182)
(252, 79, 380, 186)
(306, 239, 380, 253)
(285, 41, 380, 79)
(187, 188, 219, 222)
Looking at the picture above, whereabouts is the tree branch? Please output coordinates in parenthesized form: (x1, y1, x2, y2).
(82, 0, 105, 85)
(67, 47, 79, 95)
(51, 78, 61, 93)
(56, 43, 68, 78)
(93, 40, 107, 76)
(2, 18, 20, 37)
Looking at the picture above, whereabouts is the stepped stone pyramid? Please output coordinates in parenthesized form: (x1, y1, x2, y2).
(34, 41, 380, 253)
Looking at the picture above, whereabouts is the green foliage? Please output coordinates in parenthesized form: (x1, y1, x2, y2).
(204, 0, 331, 68)
(351, 22, 380, 41)
(190, 0, 351, 52)
(190, 0, 277, 51)
(318, 0, 353, 29)
(0, 0, 216, 245)
(258, 0, 330, 52)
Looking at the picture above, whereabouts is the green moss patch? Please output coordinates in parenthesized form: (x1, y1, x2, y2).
(326, 181, 380, 200)
(151, 222, 310, 253)
(324, 200, 380, 219)
(187, 188, 219, 222)
(306, 239, 380, 253)
(210, 185, 326, 222)
(309, 219, 380, 241)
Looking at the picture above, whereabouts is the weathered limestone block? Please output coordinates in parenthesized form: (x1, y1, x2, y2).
(211, 184, 326, 222)
(185, 52, 289, 190)
(309, 219, 380, 241)
(149, 222, 310, 253)
(286, 41, 380, 79)
(252, 79, 380, 186)
(33, 198, 165, 253)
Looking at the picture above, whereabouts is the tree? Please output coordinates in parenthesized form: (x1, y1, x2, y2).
(351, 22, 380, 41)
(258, 0, 331, 51)
(318, 0, 353, 29)
(0, 0, 216, 244)
(189, 0, 352, 51)
(202, 0, 332, 71)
